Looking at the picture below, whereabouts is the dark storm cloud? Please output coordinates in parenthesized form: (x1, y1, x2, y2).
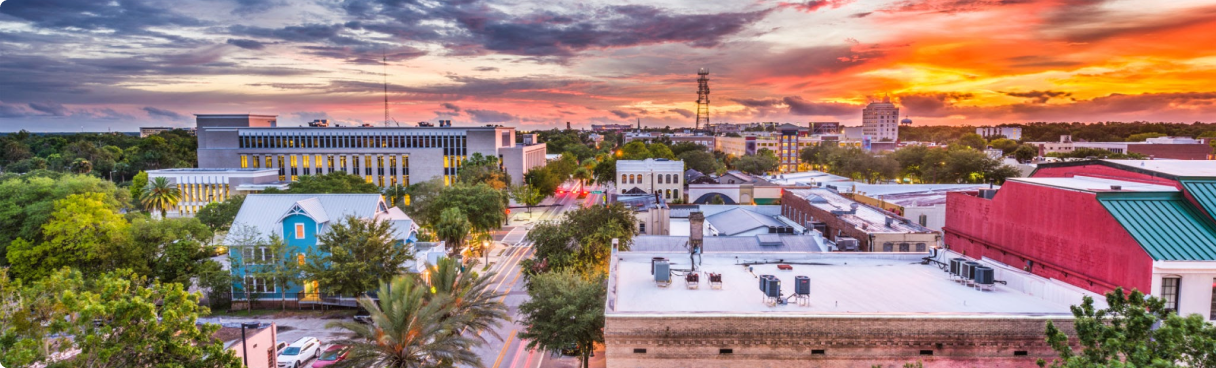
(783, 96, 859, 116)
(299, 45, 427, 64)
(755, 45, 883, 78)
(731, 98, 784, 108)
(227, 38, 268, 50)
(340, 0, 773, 58)
(467, 109, 517, 123)
(0, 0, 203, 38)
(0, 102, 32, 118)
(28, 102, 68, 116)
(896, 92, 975, 117)
(1002, 90, 1071, 103)
(440, 103, 461, 112)
(610, 110, 633, 118)
(142, 106, 185, 120)
(668, 109, 694, 118)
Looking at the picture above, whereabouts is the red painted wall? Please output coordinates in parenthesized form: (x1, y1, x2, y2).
(943, 181, 1154, 295)
(1032, 164, 1181, 188)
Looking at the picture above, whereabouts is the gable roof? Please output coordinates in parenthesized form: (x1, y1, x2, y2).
(1099, 192, 1216, 261)
(706, 207, 787, 236)
(228, 194, 402, 244)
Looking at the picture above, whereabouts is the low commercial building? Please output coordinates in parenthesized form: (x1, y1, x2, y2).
(1029, 135, 1211, 160)
(616, 158, 684, 201)
(145, 168, 287, 217)
(835, 183, 992, 231)
(783, 188, 940, 251)
(605, 247, 1094, 367)
(976, 126, 1023, 140)
(615, 193, 670, 235)
(592, 124, 634, 132)
(945, 159, 1216, 317)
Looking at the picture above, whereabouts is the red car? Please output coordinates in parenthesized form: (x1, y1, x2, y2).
(311, 345, 350, 367)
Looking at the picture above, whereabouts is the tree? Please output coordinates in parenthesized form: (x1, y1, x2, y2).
(648, 142, 676, 160)
(141, 176, 181, 217)
(1039, 287, 1216, 368)
(122, 216, 217, 286)
(670, 141, 707, 157)
(325, 276, 485, 367)
(620, 141, 651, 160)
(273, 171, 381, 194)
(1127, 132, 1166, 142)
(458, 153, 511, 190)
(7, 192, 130, 280)
(519, 270, 606, 368)
(400, 178, 446, 225)
(989, 138, 1019, 154)
(1014, 144, 1039, 163)
(710, 195, 725, 205)
(678, 150, 721, 175)
(572, 167, 592, 186)
(592, 157, 616, 185)
(69, 158, 92, 174)
(422, 183, 507, 233)
(382, 183, 408, 207)
(196, 195, 246, 232)
(524, 204, 635, 274)
(425, 257, 510, 344)
(955, 133, 987, 150)
(130, 171, 148, 203)
(525, 166, 563, 197)
(733, 148, 780, 175)
(0, 173, 127, 265)
(304, 215, 413, 296)
(435, 207, 471, 255)
(253, 234, 303, 309)
(0, 268, 242, 368)
(510, 184, 546, 217)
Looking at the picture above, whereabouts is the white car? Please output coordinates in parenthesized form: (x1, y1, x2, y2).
(277, 337, 322, 368)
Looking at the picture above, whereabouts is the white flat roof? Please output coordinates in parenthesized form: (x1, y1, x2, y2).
(1008, 176, 1178, 193)
(1104, 159, 1216, 177)
(616, 158, 684, 172)
(609, 252, 1076, 316)
(788, 188, 934, 233)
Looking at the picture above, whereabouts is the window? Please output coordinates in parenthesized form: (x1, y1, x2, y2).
(295, 223, 305, 239)
(920, 350, 933, 356)
(242, 247, 272, 264)
(240, 155, 248, 168)
(632, 348, 647, 354)
(918, 214, 927, 227)
(244, 277, 274, 293)
(812, 350, 825, 355)
(899, 243, 910, 252)
(915, 243, 927, 252)
(1209, 279, 1216, 320)
(883, 242, 894, 252)
(639, 223, 646, 233)
(1162, 277, 1181, 312)
(297, 253, 305, 266)
(718, 349, 733, 354)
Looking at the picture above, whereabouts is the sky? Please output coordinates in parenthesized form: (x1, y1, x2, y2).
(1, 0, 1216, 132)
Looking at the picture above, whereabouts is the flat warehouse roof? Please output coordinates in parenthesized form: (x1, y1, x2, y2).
(608, 252, 1076, 316)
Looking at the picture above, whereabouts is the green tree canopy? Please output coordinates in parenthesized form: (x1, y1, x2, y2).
(196, 194, 245, 232)
(457, 153, 511, 190)
(7, 192, 130, 280)
(524, 204, 635, 274)
(0, 268, 242, 368)
(141, 176, 181, 217)
(435, 207, 471, 254)
(733, 148, 780, 175)
(519, 270, 606, 368)
(955, 133, 988, 150)
(989, 138, 1020, 154)
(678, 150, 722, 175)
(0, 173, 127, 265)
(1014, 144, 1039, 163)
(271, 171, 381, 194)
(303, 215, 414, 296)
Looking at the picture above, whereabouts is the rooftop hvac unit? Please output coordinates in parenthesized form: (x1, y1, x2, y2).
(651, 257, 668, 275)
(795, 276, 810, 296)
(949, 258, 966, 277)
(654, 260, 671, 286)
(974, 267, 995, 291)
(759, 274, 774, 294)
(963, 261, 981, 285)
(765, 276, 781, 298)
(836, 237, 859, 252)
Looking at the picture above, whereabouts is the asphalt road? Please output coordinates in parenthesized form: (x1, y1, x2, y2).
(465, 181, 607, 368)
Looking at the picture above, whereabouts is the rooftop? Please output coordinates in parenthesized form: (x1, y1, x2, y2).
(631, 234, 829, 253)
(147, 168, 277, 173)
(1009, 176, 1178, 193)
(1102, 159, 1216, 178)
(227, 194, 414, 244)
(706, 207, 788, 236)
(763, 171, 851, 186)
(608, 252, 1083, 316)
(616, 158, 684, 172)
(788, 188, 935, 234)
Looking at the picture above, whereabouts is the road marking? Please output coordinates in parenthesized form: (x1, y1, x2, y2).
(535, 350, 545, 368)
(491, 245, 531, 295)
(491, 329, 517, 368)
(497, 251, 529, 303)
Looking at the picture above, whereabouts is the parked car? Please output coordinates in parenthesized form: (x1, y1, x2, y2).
(353, 308, 372, 324)
(275, 341, 288, 355)
(311, 345, 350, 367)
(277, 337, 322, 368)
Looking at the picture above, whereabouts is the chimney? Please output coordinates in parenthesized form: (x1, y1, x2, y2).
(689, 211, 705, 252)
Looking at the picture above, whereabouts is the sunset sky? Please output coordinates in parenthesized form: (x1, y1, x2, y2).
(2, 0, 1216, 131)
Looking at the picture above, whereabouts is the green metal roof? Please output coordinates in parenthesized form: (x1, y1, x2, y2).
(1099, 192, 1216, 261)
(1180, 179, 1216, 220)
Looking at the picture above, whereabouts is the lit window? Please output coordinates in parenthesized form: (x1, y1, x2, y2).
(295, 223, 305, 239)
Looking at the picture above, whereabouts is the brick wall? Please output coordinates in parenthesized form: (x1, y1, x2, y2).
(782, 191, 876, 251)
(605, 314, 1075, 368)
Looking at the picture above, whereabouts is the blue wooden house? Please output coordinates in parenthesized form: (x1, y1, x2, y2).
(226, 194, 419, 305)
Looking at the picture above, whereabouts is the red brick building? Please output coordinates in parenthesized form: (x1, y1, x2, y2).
(945, 159, 1216, 318)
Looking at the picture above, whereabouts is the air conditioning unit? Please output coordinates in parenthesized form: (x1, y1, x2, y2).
(795, 276, 810, 296)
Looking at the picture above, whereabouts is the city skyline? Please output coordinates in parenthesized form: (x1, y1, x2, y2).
(1, 0, 1216, 131)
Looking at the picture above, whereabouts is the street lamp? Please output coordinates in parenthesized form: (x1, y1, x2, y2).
(483, 240, 490, 266)
(240, 321, 261, 367)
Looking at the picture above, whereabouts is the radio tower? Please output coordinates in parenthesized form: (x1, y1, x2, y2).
(695, 68, 710, 131)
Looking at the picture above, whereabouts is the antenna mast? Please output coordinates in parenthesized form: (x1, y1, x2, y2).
(695, 68, 710, 131)
(383, 50, 388, 127)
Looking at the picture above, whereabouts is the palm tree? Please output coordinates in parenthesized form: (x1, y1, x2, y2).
(140, 176, 180, 218)
(572, 167, 592, 186)
(426, 257, 509, 342)
(328, 276, 483, 368)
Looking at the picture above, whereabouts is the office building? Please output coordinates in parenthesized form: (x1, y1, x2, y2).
(810, 122, 841, 135)
(945, 159, 1216, 318)
(862, 97, 899, 142)
(616, 158, 684, 201)
(145, 168, 287, 217)
(976, 126, 1023, 140)
(1029, 135, 1212, 160)
(195, 114, 546, 187)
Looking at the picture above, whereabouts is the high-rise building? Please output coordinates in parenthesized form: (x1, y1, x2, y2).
(195, 114, 547, 187)
(862, 97, 899, 142)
